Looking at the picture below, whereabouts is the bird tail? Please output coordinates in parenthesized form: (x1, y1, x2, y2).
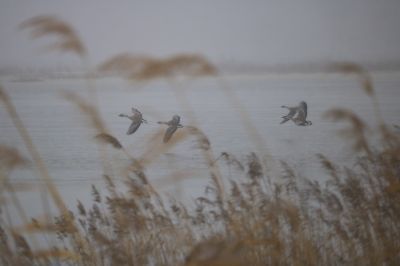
(280, 118, 290, 124)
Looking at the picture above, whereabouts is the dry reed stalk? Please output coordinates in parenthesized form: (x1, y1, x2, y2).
(62, 91, 106, 132)
(1, 181, 29, 223)
(138, 128, 191, 167)
(20, 15, 115, 190)
(11, 232, 32, 258)
(2, 182, 37, 193)
(98, 53, 217, 81)
(168, 79, 225, 199)
(31, 249, 79, 262)
(19, 14, 100, 110)
(329, 63, 374, 96)
(323, 108, 371, 156)
(92, 132, 161, 197)
(20, 14, 108, 185)
(21, 14, 97, 106)
(216, 77, 276, 187)
(184, 238, 243, 266)
(20, 14, 105, 176)
(184, 125, 225, 197)
(330, 62, 384, 124)
(19, 15, 86, 57)
(15, 218, 59, 233)
(0, 146, 31, 218)
(0, 145, 29, 173)
(95, 133, 123, 149)
(152, 170, 196, 189)
(99, 52, 225, 196)
(216, 152, 245, 172)
(97, 53, 155, 78)
(62, 91, 114, 179)
(0, 86, 56, 214)
(0, 196, 6, 205)
(0, 85, 90, 259)
(8, 15, 400, 264)
(93, 133, 145, 180)
(0, 176, 42, 249)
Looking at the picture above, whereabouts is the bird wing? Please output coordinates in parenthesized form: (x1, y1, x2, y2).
(295, 107, 307, 122)
(280, 117, 291, 124)
(126, 120, 141, 135)
(172, 115, 180, 124)
(163, 126, 178, 143)
(287, 107, 297, 117)
(299, 102, 307, 119)
(280, 106, 298, 124)
(281, 106, 298, 117)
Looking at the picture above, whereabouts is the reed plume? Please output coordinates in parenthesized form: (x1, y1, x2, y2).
(98, 53, 217, 81)
(100, 52, 226, 197)
(2, 13, 400, 266)
(323, 108, 371, 155)
(62, 91, 106, 132)
(0, 145, 29, 172)
(329, 62, 388, 129)
(329, 62, 374, 96)
(95, 133, 123, 149)
(214, 152, 245, 172)
(19, 15, 86, 57)
(0, 84, 91, 260)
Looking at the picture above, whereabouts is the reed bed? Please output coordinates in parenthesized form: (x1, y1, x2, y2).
(1, 15, 400, 265)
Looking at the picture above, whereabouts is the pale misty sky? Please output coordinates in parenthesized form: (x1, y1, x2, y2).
(1, 0, 400, 69)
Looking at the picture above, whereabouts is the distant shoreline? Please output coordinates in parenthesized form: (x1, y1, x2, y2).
(2, 61, 400, 79)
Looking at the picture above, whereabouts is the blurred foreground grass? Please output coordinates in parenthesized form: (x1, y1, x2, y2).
(0, 15, 400, 266)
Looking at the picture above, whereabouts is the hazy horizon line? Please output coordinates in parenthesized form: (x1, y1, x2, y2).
(2, 60, 400, 78)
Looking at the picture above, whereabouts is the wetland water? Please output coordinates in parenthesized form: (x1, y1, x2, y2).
(1, 72, 399, 220)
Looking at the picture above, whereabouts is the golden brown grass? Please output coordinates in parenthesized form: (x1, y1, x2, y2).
(2, 83, 400, 266)
(94, 133, 123, 150)
(1, 15, 400, 266)
(19, 15, 86, 57)
(98, 53, 217, 81)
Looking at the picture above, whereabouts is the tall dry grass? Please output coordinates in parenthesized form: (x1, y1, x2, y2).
(19, 15, 86, 57)
(1, 15, 400, 266)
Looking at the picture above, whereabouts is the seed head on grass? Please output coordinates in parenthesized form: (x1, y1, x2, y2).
(0, 145, 29, 172)
(323, 108, 371, 155)
(94, 133, 123, 149)
(98, 53, 217, 81)
(62, 91, 106, 132)
(329, 62, 374, 96)
(19, 15, 86, 57)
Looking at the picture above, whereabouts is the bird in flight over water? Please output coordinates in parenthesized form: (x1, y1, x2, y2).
(280, 101, 312, 126)
(158, 115, 183, 143)
(119, 108, 147, 135)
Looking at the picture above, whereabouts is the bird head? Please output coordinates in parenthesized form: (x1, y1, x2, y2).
(172, 115, 180, 123)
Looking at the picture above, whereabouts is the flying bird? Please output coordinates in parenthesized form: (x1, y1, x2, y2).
(280, 104, 299, 124)
(158, 115, 183, 143)
(280, 101, 312, 126)
(119, 108, 147, 135)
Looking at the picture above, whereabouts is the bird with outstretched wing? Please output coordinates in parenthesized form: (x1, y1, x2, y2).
(158, 115, 183, 143)
(119, 107, 147, 135)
